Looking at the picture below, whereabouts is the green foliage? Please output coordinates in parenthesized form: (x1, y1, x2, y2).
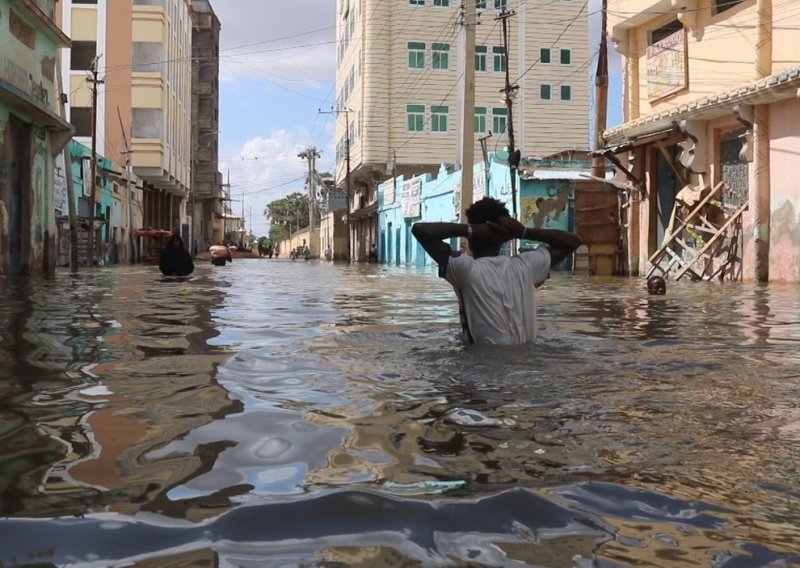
(264, 191, 324, 240)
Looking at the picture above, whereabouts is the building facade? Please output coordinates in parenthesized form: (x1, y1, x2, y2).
(604, 0, 800, 281)
(334, 0, 590, 261)
(59, 0, 194, 250)
(0, 0, 72, 274)
(190, 0, 222, 252)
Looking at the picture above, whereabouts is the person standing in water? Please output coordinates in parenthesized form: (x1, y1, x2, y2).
(412, 197, 581, 345)
(159, 234, 194, 277)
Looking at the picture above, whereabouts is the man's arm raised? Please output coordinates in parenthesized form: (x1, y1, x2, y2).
(411, 222, 468, 268)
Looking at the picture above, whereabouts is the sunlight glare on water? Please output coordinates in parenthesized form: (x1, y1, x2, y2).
(0, 259, 799, 567)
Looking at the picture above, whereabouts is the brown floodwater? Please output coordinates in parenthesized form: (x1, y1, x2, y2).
(0, 259, 798, 567)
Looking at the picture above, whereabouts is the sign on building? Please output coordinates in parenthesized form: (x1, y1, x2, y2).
(401, 178, 422, 218)
(646, 29, 687, 101)
(384, 178, 396, 205)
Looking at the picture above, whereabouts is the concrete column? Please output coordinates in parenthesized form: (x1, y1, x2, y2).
(751, 104, 770, 282)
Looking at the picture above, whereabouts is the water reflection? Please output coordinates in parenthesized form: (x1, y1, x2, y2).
(0, 261, 798, 566)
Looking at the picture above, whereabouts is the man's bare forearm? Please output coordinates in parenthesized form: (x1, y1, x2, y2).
(522, 228, 581, 251)
(411, 223, 469, 241)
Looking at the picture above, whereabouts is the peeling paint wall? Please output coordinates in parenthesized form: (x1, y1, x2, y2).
(768, 99, 800, 282)
(0, 0, 62, 274)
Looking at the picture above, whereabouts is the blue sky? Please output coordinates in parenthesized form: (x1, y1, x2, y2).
(215, 0, 621, 237)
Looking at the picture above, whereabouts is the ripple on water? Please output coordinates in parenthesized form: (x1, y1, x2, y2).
(1, 263, 799, 566)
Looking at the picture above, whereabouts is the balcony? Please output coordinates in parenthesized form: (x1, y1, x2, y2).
(11, 0, 69, 47)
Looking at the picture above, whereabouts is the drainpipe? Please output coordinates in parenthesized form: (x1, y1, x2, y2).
(752, 0, 772, 282)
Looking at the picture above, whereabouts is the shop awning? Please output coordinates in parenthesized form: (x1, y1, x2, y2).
(0, 78, 73, 150)
(604, 66, 800, 146)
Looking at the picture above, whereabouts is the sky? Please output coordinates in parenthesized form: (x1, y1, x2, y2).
(214, 0, 622, 238)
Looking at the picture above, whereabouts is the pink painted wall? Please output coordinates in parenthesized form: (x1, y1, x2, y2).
(768, 99, 800, 282)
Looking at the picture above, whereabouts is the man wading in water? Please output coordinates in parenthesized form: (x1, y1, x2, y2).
(412, 197, 581, 345)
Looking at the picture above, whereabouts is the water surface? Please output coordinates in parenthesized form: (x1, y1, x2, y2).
(0, 260, 798, 567)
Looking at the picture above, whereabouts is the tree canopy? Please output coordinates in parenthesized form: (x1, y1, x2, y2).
(264, 192, 318, 239)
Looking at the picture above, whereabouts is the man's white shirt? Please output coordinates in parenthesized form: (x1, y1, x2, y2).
(443, 248, 550, 345)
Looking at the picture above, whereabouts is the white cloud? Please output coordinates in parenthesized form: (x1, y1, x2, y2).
(215, 0, 336, 85)
(219, 127, 334, 237)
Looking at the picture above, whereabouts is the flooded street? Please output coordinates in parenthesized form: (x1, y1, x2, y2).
(1, 259, 799, 567)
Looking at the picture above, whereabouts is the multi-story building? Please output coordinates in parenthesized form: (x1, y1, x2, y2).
(0, 0, 72, 274)
(334, 0, 590, 260)
(190, 0, 223, 252)
(603, 0, 800, 282)
(59, 0, 194, 261)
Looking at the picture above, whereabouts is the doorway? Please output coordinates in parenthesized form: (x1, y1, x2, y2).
(7, 116, 31, 274)
(654, 146, 682, 250)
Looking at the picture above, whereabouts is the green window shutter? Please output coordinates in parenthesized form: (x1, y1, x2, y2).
(432, 43, 450, 51)
(540, 48, 550, 64)
(407, 104, 425, 113)
(431, 105, 448, 114)
(408, 42, 425, 50)
(560, 49, 571, 65)
(560, 85, 571, 100)
(474, 107, 486, 133)
(492, 107, 506, 116)
(540, 84, 551, 100)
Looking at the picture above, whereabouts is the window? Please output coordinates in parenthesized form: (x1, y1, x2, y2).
(493, 46, 506, 72)
(649, 20, 682, 45)
(431, 106, 448, 132)
(474, 107, 487, 133)
(73, 0, 98, 3)
(540, 47, 551, 64)
(71, 41, 97, 70)
(492, 107, 507, 133)
(560, 85, 572, 101)
(476, 0, 487, 7)
(408, 42, 425, 69)
(715, 0, 745, 14)
(432, 43, 450, 70)
(540, 84, 551, 100)
(409, 0, 425, 5)
(475, 45, 487, 72)
(71, 107, 92, 137)
(494, 0, 507, 9)
(560, 48, 571, 65)
(407, 104, 425, 131)
(433, 0, 450, 5)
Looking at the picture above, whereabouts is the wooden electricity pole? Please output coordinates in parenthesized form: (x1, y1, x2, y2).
(298, 146, 321, 258)
(458, 0, 476, 231)
(87, 57, 103, 267)
(591, 0, 609, 178)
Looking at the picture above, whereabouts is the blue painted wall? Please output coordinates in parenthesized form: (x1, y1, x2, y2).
(377, 155, 582, 269)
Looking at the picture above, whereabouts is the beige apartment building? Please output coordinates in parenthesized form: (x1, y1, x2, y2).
(59, 0, 194, 257)
(603, 0, 800, 282)
(334, 0, 590, 260)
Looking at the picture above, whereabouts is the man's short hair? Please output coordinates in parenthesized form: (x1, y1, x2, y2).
(465, 197, 510, 224)
(647, 275, 665, 287)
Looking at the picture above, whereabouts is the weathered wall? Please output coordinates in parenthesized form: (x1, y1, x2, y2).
(768, 98, 800, 282)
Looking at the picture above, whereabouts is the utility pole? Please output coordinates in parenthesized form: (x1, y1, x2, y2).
(56, 55, 79, 272)
(87, 57, 104, 267)
(221, 169, 230, 244)
(591, 0, 609, 178)
(320, 108, 352, 261)
(298, 146, 321, 258)
(458, 0, 476, 232)
(498, 7, 521, 254)
(117, 107, 137, 264)
(240, 193, 245, 248)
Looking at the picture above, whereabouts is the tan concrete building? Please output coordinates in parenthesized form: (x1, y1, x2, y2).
(59, 0, 194, 257)
(334, 0, 590, 261)
(603, 0, 800, 282)
(190, 0, 223, 252)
